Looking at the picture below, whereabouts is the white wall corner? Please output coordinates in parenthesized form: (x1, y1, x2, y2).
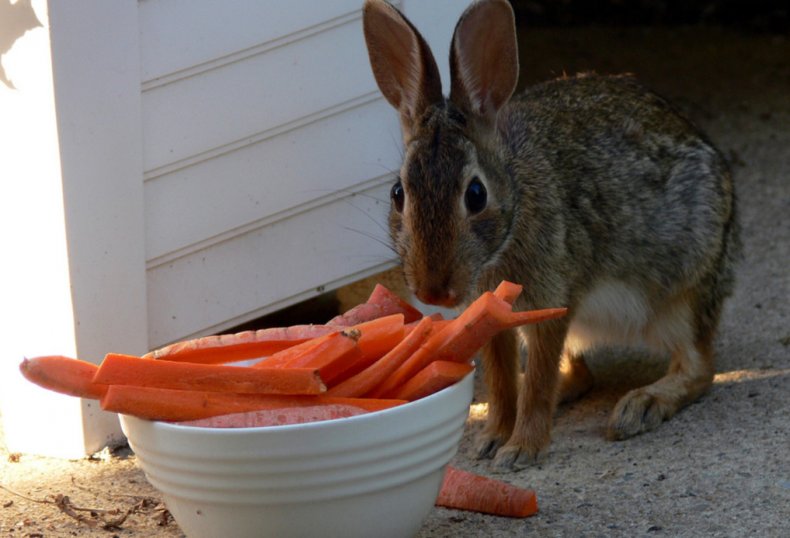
(0, 0, 148, 457)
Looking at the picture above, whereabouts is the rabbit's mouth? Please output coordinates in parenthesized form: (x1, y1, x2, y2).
(414, 286, 460, 308)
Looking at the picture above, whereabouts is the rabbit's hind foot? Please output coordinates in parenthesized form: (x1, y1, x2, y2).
(606, 337, 715, 440)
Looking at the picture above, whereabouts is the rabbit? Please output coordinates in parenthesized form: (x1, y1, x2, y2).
(361, 0, 740, 469)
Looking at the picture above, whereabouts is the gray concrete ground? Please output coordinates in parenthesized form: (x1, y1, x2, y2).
(2, 25, 788, 537)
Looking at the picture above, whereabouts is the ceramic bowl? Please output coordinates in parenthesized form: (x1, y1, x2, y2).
(120, 371, 474, 538)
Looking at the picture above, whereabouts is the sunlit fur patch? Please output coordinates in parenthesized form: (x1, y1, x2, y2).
(565, 280, 695, 356)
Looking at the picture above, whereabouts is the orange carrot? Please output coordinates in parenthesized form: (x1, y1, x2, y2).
(281, 330, 363, 385)
(143, 325, 338, 364)
(327, 316, 434, 398)
(177, 404, 369, 428)
(493, 280, 523, 305)
(328, 284, 422, 326)
(100, 384, 405, 422)
(392, 360, 474, 401)
(436, 466, 538, 517)
(372, 293, 566, 397)
(93, 353, 326, 395)
(354, 314, 406, 357)
(258, 315, 406, 383)
(405, 312, 446, 330)
(253, 331, 339, 369)
(340, 314, 406, 380)
(19, 356, 107, 400)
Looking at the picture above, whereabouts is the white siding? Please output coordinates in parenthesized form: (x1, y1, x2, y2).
(1, 0, 470, 455)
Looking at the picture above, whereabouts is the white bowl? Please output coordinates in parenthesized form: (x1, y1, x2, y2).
(120, 371, 474, 538)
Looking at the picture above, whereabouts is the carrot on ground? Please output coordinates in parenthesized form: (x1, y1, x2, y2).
(392, 360, 474, 401)
(327, 316, 434, 398)
(436, 466, 538, 518)
(100, 384, 405, 422)
(19, 356, 107, 400)
(371, 292, 567, 397)
(142, 324, 339, 364)
(93, 353, 326, 395)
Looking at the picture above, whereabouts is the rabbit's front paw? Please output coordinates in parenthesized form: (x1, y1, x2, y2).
(606, 387, 674, 440)
(490, 427, 550, 470)
(474, 428, 507, 459)
(491, 443, 542, 470)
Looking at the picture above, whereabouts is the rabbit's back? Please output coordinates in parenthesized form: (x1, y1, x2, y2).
(500, 74, 739, 305)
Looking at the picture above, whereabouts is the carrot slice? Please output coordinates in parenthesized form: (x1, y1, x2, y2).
(339, 314, 406, 381)
(93, 353, 326, 395)
(328, 284, 423, 326)
(328, 316, 434, 398)
(252, 327, 365, 382)
(19, 356, 107, 400)
(253, 331, 339, 369)
(142, 325, 338, 364)
(258, 315, 406, 385)
(436, 466, 538, 517)
(101, 385, 405, 422)
(392, 360, 474, 401)
(372, 293, 566, 397)
(283, 330, 363, 385)
(177, 404, 369, 428)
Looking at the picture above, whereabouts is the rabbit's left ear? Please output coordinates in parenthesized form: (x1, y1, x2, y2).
(449, 0, 519, 124)
(362, 0, 443, 142)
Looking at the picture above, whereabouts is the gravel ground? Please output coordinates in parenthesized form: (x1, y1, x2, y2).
(2, 25, 788, 537)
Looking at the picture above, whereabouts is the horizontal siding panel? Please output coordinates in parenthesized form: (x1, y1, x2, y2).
(138, 0, 362, 83)
(146, 183, 395, 347)
(144, 98, 400, 262)
(141, 15, 375, 172)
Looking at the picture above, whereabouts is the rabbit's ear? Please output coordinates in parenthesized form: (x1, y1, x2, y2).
(363, 0, 443, 141)
(449, 0, 519, 125)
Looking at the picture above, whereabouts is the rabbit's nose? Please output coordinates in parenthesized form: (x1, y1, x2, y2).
(416, 287, 458, 308)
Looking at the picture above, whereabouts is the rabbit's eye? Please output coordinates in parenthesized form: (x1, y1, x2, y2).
(391, 180, 405, 213)
(464, 178, 487, 214)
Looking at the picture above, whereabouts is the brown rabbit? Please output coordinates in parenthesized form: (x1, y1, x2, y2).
(362, 0, 740, 469)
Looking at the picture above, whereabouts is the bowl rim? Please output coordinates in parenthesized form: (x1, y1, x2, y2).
(120, 370, 474, 436)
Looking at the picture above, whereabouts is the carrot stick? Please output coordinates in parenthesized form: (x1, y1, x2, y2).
(19, 356, 108, 400)
(367, 283, 423, 322)
(252, 327, 363, 379)
(372, 293, 566, 397)
(100, 384, 405, 422)
(253, 331, 338, 369)
(493, 280, 523, 305)
(282, 330, 363, 386)
(327, 316, 434, 398)
(328, 284, 423, 326)
(142, 325, 338, 364)
(93, 353, 326, 395)
(392, 360, 474, 401)
(354, 314, 405, 357)
(177, 404, 371, 428)
(262, 315, 405, 387)
(340, 314, 406, 380)
(436, 466, 538, 517)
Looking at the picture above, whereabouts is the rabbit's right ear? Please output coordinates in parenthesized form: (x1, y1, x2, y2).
(362, 0, 443, 142)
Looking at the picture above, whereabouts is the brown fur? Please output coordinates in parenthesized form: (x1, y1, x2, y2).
(362, 0, 740, 469)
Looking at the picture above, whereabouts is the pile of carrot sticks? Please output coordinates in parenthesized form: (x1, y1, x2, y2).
(20, 280, 564, 518)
